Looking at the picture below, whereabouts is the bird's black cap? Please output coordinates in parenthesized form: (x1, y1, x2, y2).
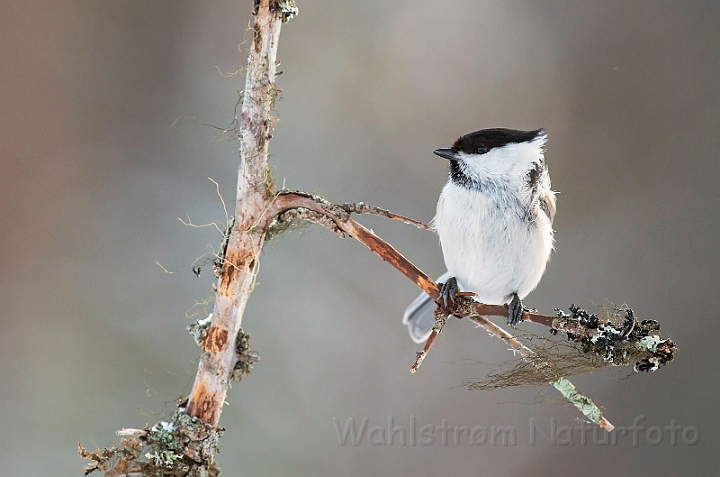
(442, 128, 545, 158)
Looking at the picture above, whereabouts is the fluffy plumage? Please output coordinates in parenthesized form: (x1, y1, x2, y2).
(403, 128, 556, 343)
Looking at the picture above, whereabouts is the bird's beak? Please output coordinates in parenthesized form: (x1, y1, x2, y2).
(434, 148, 457, 161)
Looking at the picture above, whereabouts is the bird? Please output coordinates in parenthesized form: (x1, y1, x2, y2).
(403, 128, 556, 343)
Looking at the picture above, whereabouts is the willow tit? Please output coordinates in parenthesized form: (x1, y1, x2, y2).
(403, 128, 556, 343)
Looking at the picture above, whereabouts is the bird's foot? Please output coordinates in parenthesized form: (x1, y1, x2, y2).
(508, 293, 524, 327)
(439, 277, 458, 309)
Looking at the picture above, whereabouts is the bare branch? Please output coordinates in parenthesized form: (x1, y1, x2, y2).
(411, 330, 439, 373)
(267, 192, 439, 296)
(185, 0, 290, 428)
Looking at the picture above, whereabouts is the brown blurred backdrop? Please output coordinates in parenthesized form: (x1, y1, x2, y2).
(1, 1, 719, 475)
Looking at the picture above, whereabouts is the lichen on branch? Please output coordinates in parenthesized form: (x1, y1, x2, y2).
(79, 412, 223, 477)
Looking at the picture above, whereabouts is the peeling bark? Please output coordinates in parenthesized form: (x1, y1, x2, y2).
(185, 0, 287, 427)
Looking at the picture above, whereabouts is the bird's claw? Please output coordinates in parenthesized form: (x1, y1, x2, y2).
(439, 277, 458, 309)
(508, 293, 524, 327)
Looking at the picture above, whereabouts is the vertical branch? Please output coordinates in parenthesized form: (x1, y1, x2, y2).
(185, 0, 296, 427)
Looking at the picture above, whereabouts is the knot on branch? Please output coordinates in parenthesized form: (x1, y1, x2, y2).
(268, 206, 346, 239)
(440, 294, 480, 316)
(340, 201, 382, 217)
(187, 317, 259, 380)
(80, 412, 223, 477)
(188, 314, 213, 347)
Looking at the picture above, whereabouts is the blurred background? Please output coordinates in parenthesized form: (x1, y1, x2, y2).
(1, 1, 719, 475)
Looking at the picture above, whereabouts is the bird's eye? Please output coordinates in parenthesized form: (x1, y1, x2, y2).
(476, 144, 488, 154)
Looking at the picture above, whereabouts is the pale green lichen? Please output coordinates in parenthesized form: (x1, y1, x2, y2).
(80, 411, 223, 477)
(272, 0, 299, 22)
(551, 377, 605, 425)
(639, 335, 663, 353)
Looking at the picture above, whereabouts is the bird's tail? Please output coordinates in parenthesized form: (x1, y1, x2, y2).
(402, 271, 452, 343)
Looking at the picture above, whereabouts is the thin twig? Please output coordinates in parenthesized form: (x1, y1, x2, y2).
(341, 202, 435, 231)
(267, 192, 439, 296)
(411, 330, 439, 373)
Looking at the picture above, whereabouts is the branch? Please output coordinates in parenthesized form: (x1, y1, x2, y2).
(185, 0, 295, 428)
(262, 191, 673, 430)
(340, 202, 435, 231)
(411, 330, 439, 373)
(267, 192, 439, 295)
